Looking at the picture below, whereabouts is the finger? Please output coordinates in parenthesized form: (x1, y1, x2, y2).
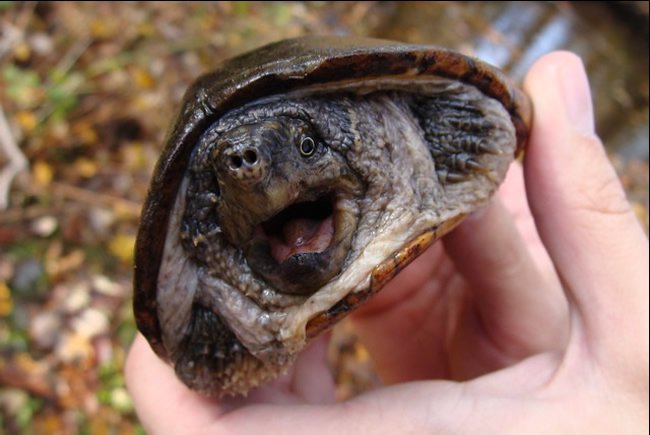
(216, 382, 467, 434)
(496, 163, 558, 279)
(214, 378, 552, 435)
(249, 334, 335, 404)
(126, 332, 334, 421)
(288, 333, 336, 403)
(443, 194, 569, 369)
(125, 334, 226, 433)
(523, 52, 649, 365)
(495, 164, 564, 298)
(125, 335, 522, 435)
(350, 243, 454, 383)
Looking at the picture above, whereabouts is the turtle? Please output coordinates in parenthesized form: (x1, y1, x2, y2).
(133, 36, 532, 396)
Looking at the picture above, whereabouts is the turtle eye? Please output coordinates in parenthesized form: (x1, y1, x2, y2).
(299, 136, 316, 157)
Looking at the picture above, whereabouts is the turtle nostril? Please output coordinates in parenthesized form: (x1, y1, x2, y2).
(229, 155, 243, 169)
(243, 149, 258, 165)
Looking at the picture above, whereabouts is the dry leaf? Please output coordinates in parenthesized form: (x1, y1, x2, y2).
(108, 234, 135, 263)
(0, 281, 13, 316)
(33, 161, 54, 187)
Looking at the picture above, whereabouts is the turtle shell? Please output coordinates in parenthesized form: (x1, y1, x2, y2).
(134, 36, 531, 394)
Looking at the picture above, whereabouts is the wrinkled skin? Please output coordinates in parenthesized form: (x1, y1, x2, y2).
(186, 114, 363, 296)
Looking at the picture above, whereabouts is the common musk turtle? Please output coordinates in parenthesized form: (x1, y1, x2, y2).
(134, 36, 532, 395)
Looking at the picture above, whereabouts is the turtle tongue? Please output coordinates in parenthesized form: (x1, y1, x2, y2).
(270, 215, 333, 263)
(283, 217, 321, 248)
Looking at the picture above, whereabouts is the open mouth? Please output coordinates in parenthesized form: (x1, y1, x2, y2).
(245, 189, 358, 296)
(258, 194, 335, 264)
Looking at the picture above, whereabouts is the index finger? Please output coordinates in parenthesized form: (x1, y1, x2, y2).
(523, 52, 649, 370)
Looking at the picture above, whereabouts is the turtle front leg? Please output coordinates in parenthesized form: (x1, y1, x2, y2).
(406, 86, 515, 185)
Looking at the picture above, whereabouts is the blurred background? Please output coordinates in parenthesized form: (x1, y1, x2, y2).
(0, 2, 647, 433)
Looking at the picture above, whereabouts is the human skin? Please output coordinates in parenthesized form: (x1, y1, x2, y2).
(125, 52, 649, 434)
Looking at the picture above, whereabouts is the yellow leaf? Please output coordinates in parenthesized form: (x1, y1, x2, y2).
(33, 413, 65, 435)
(132, 67, 155, 89)
(110, 387, 134, 413)
(57, 333, 93, 363)
(136, 21, 155, 37)
(33, 161, 54, 187)
(15, 111, 37, 131)
(114, 202, 141, 220)
(632, 201, 648, 228)
(133, 93, 159, 111)
(16, 352, 47, 375)
(90, 18, 115, 39)
(73, 121, 98, 144)
(13, 42, 31, 62)
(121, 142, 147, 171)
(0, 281, 12, 316)
(74, 157, 98, 178)
(109, 234, 136, 263)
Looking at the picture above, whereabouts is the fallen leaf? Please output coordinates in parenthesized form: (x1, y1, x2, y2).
(30, 311, 63, 349)
(72, 308, 109, 338)
(45, 247, 85, 278)
(12, 41, 31, 62)
(56, 332, 93, 363)
(15, 353, 48, 377)
(0, 281, 13, 316)
(32, 410, 65, 434)
(92, 275, 124, 297)
(63, 281, 91, 313)
(15, 111, 38, 131)
(108, 234, 135, 264)
(30, 216, 59, 237)
(33, 161, 54, 187)
(72, 121, 99, 145)
(74, 157, 99, 178)
(132, 66, 155, 89)
(109, 387, 133, 413)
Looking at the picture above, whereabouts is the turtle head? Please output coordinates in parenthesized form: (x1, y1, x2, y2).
(212, 117, 362, 295)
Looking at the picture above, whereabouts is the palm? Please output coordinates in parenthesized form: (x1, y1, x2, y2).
(351, 163, 566, 383)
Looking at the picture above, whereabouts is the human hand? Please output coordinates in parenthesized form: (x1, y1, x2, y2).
(125, 52, 649, 434)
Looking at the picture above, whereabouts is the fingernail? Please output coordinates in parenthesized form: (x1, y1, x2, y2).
(558, 56, 595, 136)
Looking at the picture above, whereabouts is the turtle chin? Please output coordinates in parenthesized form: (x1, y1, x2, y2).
(244, 191, 357, 296)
